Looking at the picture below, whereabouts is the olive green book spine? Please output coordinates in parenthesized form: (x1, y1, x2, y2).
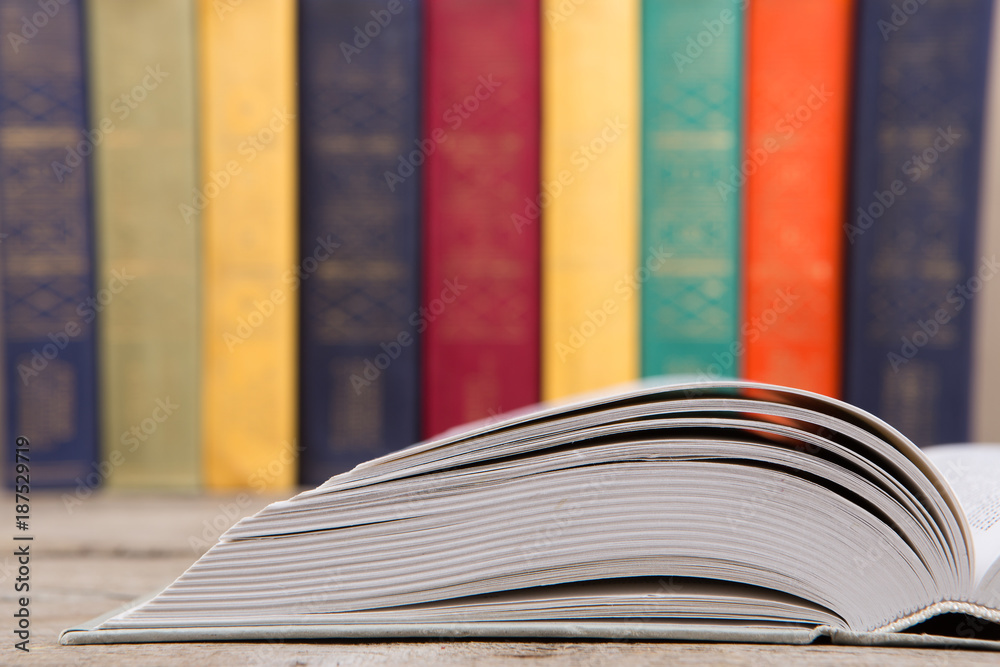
(86, 0, 199, 488)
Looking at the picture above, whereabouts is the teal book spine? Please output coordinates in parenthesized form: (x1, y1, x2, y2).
(640, 0, 742, 378)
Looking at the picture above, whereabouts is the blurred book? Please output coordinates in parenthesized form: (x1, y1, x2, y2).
(541, 0, 639, 399)
(741, 0, 853, 397)
(640, 0, 741, 380)
(845, 0, 994, 445)
(0, 0, 97, 486)
(200, 0, 297, 488)
(297, 0, 421, 483)
(421, 0, 540, 437)
(86, 0, 199, 489)
(973, 1, 1000, 443)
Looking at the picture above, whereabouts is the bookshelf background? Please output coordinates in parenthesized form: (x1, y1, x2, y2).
(1, 0, 999, 491)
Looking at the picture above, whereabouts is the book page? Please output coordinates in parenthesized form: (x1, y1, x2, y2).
(924, 444, 1000, 586)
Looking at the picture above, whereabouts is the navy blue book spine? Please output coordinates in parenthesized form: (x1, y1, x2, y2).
(0, 0, 97, 485)
(845, 0, 994, 445)
(297, 0, 421, 483)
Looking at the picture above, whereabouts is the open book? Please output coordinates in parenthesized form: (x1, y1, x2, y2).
(61, 379, 1000, 649)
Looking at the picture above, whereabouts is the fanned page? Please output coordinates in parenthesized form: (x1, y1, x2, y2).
(60, 380, 1000, 646)
(926, 445, 1000, 608)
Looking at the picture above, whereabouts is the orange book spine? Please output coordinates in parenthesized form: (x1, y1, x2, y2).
(741, 0, 853, 397)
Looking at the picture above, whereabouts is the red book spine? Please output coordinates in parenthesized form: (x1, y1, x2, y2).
(742, 0, 854, 397)
(421, 0, 541, 437)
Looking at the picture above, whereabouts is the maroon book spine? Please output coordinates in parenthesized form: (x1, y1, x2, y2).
(421, 0, 540, 437)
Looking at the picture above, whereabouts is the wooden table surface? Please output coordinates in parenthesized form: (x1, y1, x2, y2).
(2, 492, 998, 666)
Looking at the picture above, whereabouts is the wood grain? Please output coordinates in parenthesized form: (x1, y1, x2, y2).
(4, 492, 996, 665)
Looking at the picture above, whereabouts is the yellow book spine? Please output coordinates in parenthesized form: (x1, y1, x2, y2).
(199, 0, 297, 489)
(541, 0, 640, 399)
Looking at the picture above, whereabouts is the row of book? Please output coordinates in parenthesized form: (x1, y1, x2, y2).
(2, 0, 1000, 490)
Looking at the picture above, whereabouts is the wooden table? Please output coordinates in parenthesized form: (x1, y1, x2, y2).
(4, 492, 998, 665)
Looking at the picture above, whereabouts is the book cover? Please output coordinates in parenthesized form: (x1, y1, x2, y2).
(541, 0, 639, 400)
(0, 0, 97, 486)
(421, 0, 540, 437)
(640, 0, 742, 379)
(298, 0, 421, 483)
(200, 0, 297, 488)
(742, 0, 853, 397)
(86, 0, 199, 488)
(973, 0, 1000, 443)
(845, 0, 994, 445)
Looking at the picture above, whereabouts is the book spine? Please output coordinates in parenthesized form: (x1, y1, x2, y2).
(640, 0, 742, 379)
(972, 0, 1000, 442)
(298, 0, 421, 482)
(421, 0, 540, 437)
(0, 0, 97, 486)
(742, 0, 853, 397)
(846, 0, 994, 445)
(86, 0, 200, 488)
(541, 0, 639, 399)
(200, 0, 297, 488)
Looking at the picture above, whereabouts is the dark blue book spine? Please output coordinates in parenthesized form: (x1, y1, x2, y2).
(0, 0, 97, 485)
(845, 0, 994, 445)
(298, 0, 421, 483)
